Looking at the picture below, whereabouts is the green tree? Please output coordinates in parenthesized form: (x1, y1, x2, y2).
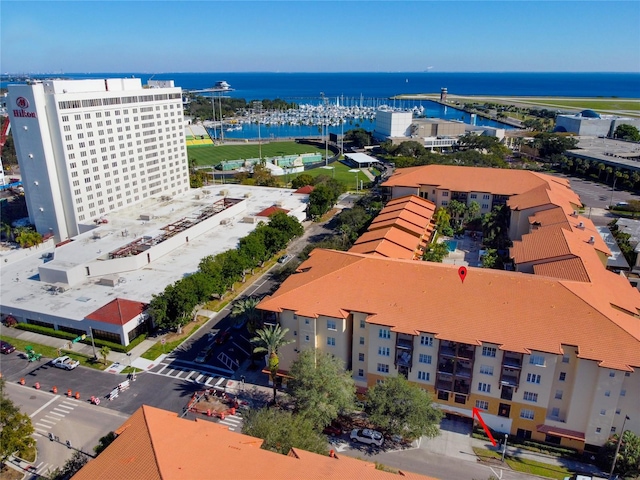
(533, 133, 578, 158)
(251, 324, 293, 403)
(291, 173, 314, 189)
(94, 431, 117, 455)
(422, 242, 450, 263)
(308, 184, 335, 219)
(99, 346, 110, 365)
(14, 226, 43, 248)
(238, 233, 268, 268)
(599, 429, 640, 478)
(242, 408, 328, 456)
(446, 199, 466, 228)
(0, 379, 36, 464)
(288, 349, 356, 430)
(434, 207, 453, 236)
(252, 163, 277, 187)
(366, 375, 442, 440)
(231, 296, 262, 332)
(465, 201, 481, 223)
(45, 451, 88, 480)
(268, 211, 303, 240)
(614, 124, 640, 142)
(344, 128, 373, 148)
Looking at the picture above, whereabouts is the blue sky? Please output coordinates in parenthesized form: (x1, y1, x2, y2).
(2, 1, 639, 73)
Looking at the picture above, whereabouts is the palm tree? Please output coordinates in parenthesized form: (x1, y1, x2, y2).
(231, 296, 262, 332)
(99, 346, 111, 365)
(251, 324, 293, 403)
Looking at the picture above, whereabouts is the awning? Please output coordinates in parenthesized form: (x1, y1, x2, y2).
(536, 424, 585, 442)
(260, 368, 293, 379)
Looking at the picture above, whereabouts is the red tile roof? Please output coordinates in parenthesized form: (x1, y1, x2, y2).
(85, 298, 147, 326)
(258, 249, 640, 371)
(294, 185, 315, 194)
(257, 206, 290, 217)
(73, 405, 436, 480)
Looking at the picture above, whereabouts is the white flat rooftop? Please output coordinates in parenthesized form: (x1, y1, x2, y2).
(1, 185, 308, 322)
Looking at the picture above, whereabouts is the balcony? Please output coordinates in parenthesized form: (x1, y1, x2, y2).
(439, 345, 456, 358)
(396, 351, 412, 368)
(500, 386, 514, 401)
(396, 337, 413, 350)
(500, 373, 518, 387)
(436, 378, 453, 392)
(455, 365, 473, 379)
(503, 355, 522, 369)
(453, 380, 470, 395)
(437, 362, 454, 374)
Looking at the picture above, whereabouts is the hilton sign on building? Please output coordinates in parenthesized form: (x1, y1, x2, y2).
(7, 78, 189, 242)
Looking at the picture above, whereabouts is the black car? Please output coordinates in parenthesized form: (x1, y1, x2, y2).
(0, 341, 16, 354)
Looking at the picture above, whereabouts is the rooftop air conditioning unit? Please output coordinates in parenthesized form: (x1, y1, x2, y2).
(588, 236, 595, 244)
(577, 222, 585, 229)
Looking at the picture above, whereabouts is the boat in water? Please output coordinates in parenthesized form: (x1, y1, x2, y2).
(214, 80, 231, 90)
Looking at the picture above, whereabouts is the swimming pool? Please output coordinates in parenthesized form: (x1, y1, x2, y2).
(444, 240, 458, 252)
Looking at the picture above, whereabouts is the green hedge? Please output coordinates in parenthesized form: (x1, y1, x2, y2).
(471, 425, 578, 458)
(15, 323, 145, 353)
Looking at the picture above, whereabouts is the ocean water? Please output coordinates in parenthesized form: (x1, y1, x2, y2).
(4, 72, 639, 99)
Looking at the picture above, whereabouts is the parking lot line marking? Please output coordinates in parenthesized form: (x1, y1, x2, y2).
(166, 369, 175, 376)
(157, 364, 168, 374)
(174, 370, 184, 378)
(35, 423, 52, 429)
(49, 411, 65, 417)
(30, 396, 58, 418)
(35, 428, 48, 435)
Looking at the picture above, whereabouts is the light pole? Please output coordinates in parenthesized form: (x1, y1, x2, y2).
(254, 101, 263, 161)
(609, 415, 630, 479)
(501, 433, 508, 463)
(89, 327, 97, 360)
(610, 172, 619, 207)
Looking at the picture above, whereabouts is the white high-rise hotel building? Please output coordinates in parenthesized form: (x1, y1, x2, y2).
(7, 78, 189, 242)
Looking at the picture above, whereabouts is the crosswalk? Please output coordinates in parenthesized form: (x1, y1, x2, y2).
(149, 360, 232, 385)
(33, 398, 77, 436)
(217, 411, 243, 432)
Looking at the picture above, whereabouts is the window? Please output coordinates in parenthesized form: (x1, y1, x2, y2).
(526, 373, 541, 384)
(480, 365, 494, 376)
(551, 407, 560, 418)
(476, 400, 489, 410)
(523, 391, 538, 403)
(441, 201, 448, 206)
(616, 408, 621, 415)
(358, 369, 364, 377)
(478, 382, 491, 393)
(327, 337, 336, 347)
(378, 346, 390, 357)
(305, 335, 310, 342)
(379, 328, 390, 339)
(482, 346, 496, 357)
(609, 371, 615, 378)
(360, 320, 365, 329)
(600, 409, 606, 416)
(305, 319, 309, 325)
(420, 335, 433, 346)
(327, 320, 336, 331)
(611, 427, 617, 433)
(604, 390, 610, 397)
(377, 363, 389, 374)
(418, 371, 430, 381)
(358, 353, 365, 362)
(482, 204, 489, 209)
(529, 355, 545, 366)
(442, 191, 449, 197)
(520, 409, 535, 420)
(559, 372, 566, 382)
(555, 390, 563, 400)
(359, 337, 365, 345)
(419, 354, 432, 364)
(483, 194, 490, 200)
(596, 427, 602, 433)
(620, 389, 626, 397)
(470, 193, 477, 199)
(562, 355, 570, 363)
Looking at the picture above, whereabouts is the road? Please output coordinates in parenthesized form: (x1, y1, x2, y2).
(4, 382, 129, 478)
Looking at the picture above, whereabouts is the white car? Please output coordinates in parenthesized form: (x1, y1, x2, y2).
(350, 428, 383, 447)
(51, 356, 80, 370)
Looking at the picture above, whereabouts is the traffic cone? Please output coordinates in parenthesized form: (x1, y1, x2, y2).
(52, 386, 58, 394)
(34, 382, 40, 390)
(67, 389, 72, 397)
(75, 391, 80, 399)
(19, 378, 25, 385)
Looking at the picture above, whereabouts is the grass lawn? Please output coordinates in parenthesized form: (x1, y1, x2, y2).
(188, 141, 325, 166)
(473, 447, 572, 480)
(0, 335, 108, 371)
(294, 161, 371, 189)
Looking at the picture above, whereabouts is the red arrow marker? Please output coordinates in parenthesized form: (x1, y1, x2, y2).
(472, 407, 497, 446)
(458, 266, 467, 283)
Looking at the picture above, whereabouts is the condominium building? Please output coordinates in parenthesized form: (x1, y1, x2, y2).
(7, 78, 189, 242)
(259, 165, 640, 453)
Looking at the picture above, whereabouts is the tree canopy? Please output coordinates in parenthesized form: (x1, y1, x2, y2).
(614, 124, 640, 142)
(599, 429, 640, 478)
(242, 408, 329, 456)
(0, 379, 36, 463)
(251, 324, 293, 403)
(288, 349, 356, 429)
(366, 375, 442, 440)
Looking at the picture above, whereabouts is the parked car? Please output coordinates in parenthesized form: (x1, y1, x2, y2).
(323, 423, 343, 436)
(50, 356, 80, 370)
(350, 428, 383, 447)
(215, 329, 231, 345)
(194, 347, 213, 364)
(278, 254, 292, 264)
(0, 341, 15, 354)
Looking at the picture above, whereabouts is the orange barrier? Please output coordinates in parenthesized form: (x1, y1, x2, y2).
(74, 391, 80, 399)
(67, 389, 72, 397)
(19, 378, 25, 385)
(34, 382, 40, 390)
(52, 386, 58, 394)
